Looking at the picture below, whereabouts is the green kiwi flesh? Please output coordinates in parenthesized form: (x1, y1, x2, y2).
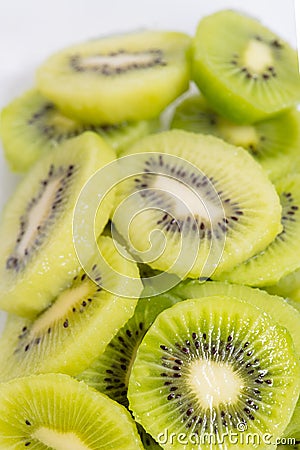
(114, 130, 282, 279)
(171, 280, 300, 358)
(78, 292, 180, 407)
(0, 89, 159, 172)
(0, 236, 142, 381)
(0, 132, 115, 317)
(171, 94, 300, 181)
(0, 373, 143, 449)
(128, 296, 300, 449)
(192, 10, 300, 123)
(266, 269, 300, 303)
(36, 31, 191, 124)
(218, 174, 300, 287)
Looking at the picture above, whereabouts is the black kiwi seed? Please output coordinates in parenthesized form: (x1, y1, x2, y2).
(6, 164, 77, 273)
(69, 49, 167, 76)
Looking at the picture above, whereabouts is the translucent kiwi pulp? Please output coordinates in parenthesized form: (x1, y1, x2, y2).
(218, 174, 300, 287)
(36, 31, 191, 124)
(113, 130, 282, 279)
(0, 89, 158, 172)
(0, 132, 115, 317)
(171, 94, 300, 181)
(128, 296, 300, 449)
(266, 269, 300, 303)
(0, 236, 142, 381)
(192, 10, 300, 124)
(78, 293, 180, 407)
(0, 373, 143, 449)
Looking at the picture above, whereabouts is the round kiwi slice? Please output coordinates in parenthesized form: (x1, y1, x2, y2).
(0, 132, 115, 317)
(0, 235, 142, 381)
(128, 296, 300, 449)
(218, 174, 300, 287)
(113, 130, 282, 280)
(78, 292, 180, 407)
(171, 280, 300, 357)
(36, 31, 191, 124)
(0, 89, 158, 172)
(0, 373, 143, 449)
(171, 94, 300, 181)
(192, 10, 300, 124)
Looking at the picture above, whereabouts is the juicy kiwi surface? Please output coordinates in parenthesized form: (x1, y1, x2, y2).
(0, 89, 158, 172)
(0, 132, 115, 317)
(218, 174, 300, 287)
(128, 296, 300, 449)
(171, 280, 300, 357)
(113, 129, 282, 279)
(0, 236, 142, 381)
(36, 31, 191, 124)
(267, 269, 300, 303)
(78, 293, 180, 407)
(171, 94, 300, 181)
(192, 10, 300, 123)
(0, 373, 143, 449)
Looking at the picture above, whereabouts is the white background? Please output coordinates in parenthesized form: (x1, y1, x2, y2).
(0, 0, 298, 330)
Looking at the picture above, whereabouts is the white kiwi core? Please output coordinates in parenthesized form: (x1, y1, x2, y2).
(82, 52, 159, 69)
(33, 427, 90, 450)
(16, 177, 63, 259)
(188, 359, 243, 408)
(244, 40, 273, 73)
(153, 175, 221, 222)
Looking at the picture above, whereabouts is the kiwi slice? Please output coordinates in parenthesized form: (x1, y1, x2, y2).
(0, 89, 158, 172)
(0, 235, 142, 381)
(171, 94, 300, 181)
(78, 292, 180, 407)
(113, 129, 282, 279)
(36, 31, 191, 124)
(0, 132, 115, 317)
(0, 373, 143, 449)
(128, 296, 300, 449)
(171, 280, 300, 442)
(192, 10, 300, 124)
(171, 280, 300, 357)
(218, 174, 300, 287)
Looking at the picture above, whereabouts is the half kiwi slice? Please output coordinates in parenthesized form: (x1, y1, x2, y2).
(192, 10, 300, 123)
(0, 89, 158, 172)
(0, 235, 142, 381)
(0, 132, 115, 317)
(78, 292, 180, 407)
(0, 373, 143, 449)
(113, 130, 282, 279)
(171, 94, 300, 181)
(128, 296, 300, 449)
(218, 174, 300, 287)
(36, 31, 191, 124)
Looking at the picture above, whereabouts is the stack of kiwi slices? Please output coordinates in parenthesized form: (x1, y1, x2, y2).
(0, 8, 300, 450)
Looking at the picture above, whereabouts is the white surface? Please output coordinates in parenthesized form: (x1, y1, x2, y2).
(0, 0, 298, 331)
